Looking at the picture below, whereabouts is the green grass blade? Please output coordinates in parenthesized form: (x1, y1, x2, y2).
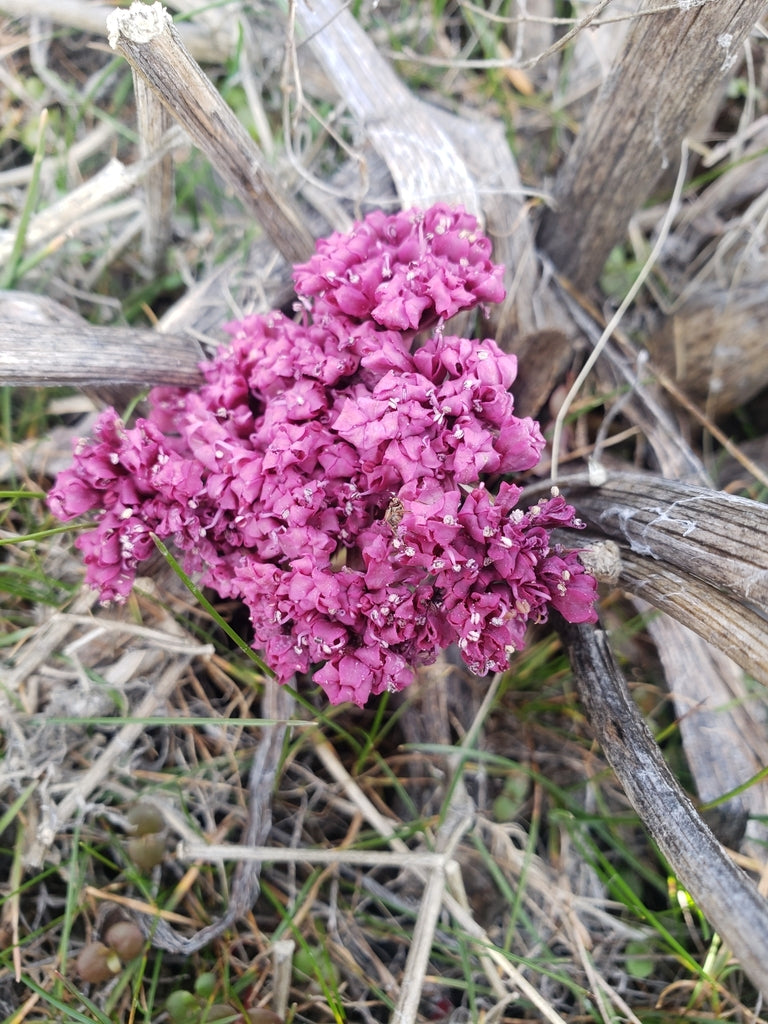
(1, 109, 48, 289)
(150, 533, 273, 677)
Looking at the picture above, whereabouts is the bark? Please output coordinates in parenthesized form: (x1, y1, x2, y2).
(0, 326, 204, 387)
(538, 0, 768, 290)
(560, 471, 768, 605)
(134, 73, 174, 272)
(106, 2, 314, 265)
(547, 471, 768, 685)
(558, 619, 768, 1003)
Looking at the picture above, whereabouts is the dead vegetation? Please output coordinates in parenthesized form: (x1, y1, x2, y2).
(3, 1, 768, 1022)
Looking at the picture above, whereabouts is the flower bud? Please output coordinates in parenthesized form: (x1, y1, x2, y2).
(76, 941, 119, 983)
(127, 832, 166, 870)
(104, 920, 144, 961)
(126, 801, 165, 836)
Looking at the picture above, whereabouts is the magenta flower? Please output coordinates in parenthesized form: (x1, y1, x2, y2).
(49, 204, 597, 706)
(293, 204, 505, 332)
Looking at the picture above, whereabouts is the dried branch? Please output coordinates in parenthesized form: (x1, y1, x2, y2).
(641, 606, 768, 851)
(0, 326, 205, 387)
(295, 0, 480, 214)
(134, 74, 175, 272)
(0, 0, 234, 63)
(561, 472, 768, 608)
(557, 618, 768, 1003)
(618, 550, 768, 688)
(106, 2, 314, 265)
(538, 0, 768, 289)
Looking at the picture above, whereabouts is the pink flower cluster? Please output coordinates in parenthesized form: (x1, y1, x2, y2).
(49, 204, 597, 705)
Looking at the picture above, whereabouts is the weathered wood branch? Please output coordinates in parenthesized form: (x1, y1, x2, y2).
(639, 606, 768, 852)
(618, 549, 768, 687)
(296, 0, 480, 216)
(106, 1, 315, 265)
(0, 0, 234, 63)
(0, 327, 204, 387)
(561, 471, 768, 607)
(537, 0, 768, 290)
(558, 618, 768, 1002)
(134, 72, 175, 272)
(550, 471, 768, 691)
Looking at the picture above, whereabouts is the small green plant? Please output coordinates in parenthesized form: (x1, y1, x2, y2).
(165, 973, 283, 1024)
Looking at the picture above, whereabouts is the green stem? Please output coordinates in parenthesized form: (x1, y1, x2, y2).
(1, 108, 48, 289)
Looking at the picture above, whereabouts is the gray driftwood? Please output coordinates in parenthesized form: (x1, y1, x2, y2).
(537, 0, 768, 290)
(296, 0, 481, 216)
(577, 310, 768, 874)
(0, 289, 205, 388)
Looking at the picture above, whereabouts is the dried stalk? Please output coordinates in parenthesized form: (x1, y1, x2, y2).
(561, 472, 768, 608)
(134, 74, 175, 272)
(0, 326, 205, 387)
(549, 472, 768, 688)
(0, 0, 235, 63)
(106, 2, 314, 265)
(640, 606, 768, 851)
(618, 550, 768, 688)
(555, 468, 768, 850)
(538, 0, 768, 289)
(557, 618, 768, 1003)
(295, 0, 480, 215)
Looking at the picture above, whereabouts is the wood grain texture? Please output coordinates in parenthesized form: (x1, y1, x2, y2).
(645, 284, 768, 416)
(296, 0, 481, 216)
(618, 549, 768, 686)
(641, 605, 768, 852)
(106, 2, 314, 265)
(561, 471, 768, 607)
(0, 0, 234, 63)
(558, 618, 768, 1002)
(135, 72, 174, 272)
(0, 327, 205, 387)
(537, 0, 768, 290)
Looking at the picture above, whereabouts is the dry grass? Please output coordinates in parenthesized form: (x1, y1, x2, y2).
(3, 1, 768, 1023)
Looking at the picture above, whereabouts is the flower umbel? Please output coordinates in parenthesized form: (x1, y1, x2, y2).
(49, 204, 597, 705)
